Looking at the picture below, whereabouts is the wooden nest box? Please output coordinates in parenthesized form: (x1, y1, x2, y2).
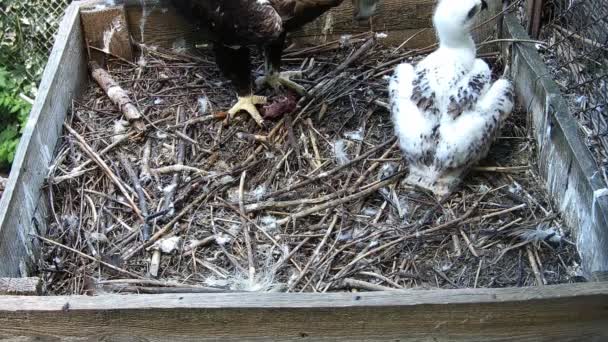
(0, 0, 607, 340)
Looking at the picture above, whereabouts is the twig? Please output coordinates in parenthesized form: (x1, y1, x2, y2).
(341, 278, 398, 291)
(89, 61, 145, 131)
(527, 245, 545, 286)
(64, 123, 143, 220)
(276, 171, 405, 225)
(118, 153, 150, 240)
(239, 171, 256, 282)
(34, 234, 142, 279)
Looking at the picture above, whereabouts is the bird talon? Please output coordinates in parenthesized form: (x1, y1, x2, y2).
(227, 95, 267, 127)
(256, 71, 307, 96)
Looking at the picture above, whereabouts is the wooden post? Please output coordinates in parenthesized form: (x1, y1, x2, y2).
(80, 4, 133, 65)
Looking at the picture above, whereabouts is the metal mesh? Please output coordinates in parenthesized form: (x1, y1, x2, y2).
(539, 0, 608, 173)
(0, 0, 72, 81)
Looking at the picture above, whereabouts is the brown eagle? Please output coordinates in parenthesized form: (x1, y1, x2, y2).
(171, 0, 379, 126)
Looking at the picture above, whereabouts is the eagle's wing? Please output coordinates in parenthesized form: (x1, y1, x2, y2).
(282, 0, 343, 30)
(171, 0, 283, 44)
(435, 61, 514, 171)
(390, 63, 439, 166)
(445, 60, 492, 118)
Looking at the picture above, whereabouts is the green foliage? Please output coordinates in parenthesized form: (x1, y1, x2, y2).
(0, 0, 58, 167)
(0, 66, 31, 167)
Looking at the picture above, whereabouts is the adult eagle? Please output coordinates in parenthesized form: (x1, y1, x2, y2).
(171, 0, 379, 126)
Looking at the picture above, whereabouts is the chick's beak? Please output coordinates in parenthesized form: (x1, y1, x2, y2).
(481, 0, 489, 11)
(352, 0, 380, 20)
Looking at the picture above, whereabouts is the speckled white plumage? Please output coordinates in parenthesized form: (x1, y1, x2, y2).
(389, 0, 514, 197)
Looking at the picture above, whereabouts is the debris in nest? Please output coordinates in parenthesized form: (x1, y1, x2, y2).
(259, 215, 278, 232)
(344, 127, 364, 141)
(39, 40, 580, 295)
(198, 96, 210, 115)
(516, 225, 563, 245)
(248, 185, 268, 201)
(88, 232, 109, 244)
(152, 236, 182, 254)
(112, 119, 129, 144)
(332, 139, 350, 165)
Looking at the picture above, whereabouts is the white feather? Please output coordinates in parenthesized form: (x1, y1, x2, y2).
(332, 139, 350, 165)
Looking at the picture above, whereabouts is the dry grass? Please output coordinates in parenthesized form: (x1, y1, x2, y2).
(39, 36, 582, 295)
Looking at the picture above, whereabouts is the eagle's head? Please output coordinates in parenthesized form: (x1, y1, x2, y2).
(433, 0, 488, 46)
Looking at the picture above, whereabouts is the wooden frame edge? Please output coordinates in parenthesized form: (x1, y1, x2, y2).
(0, 2, 89, 277)
(1, 283, 607, 340)
(503, 14, 608, 278)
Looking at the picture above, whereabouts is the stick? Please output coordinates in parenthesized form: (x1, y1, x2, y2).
(101, 285, 231, 294)
(149, 250, 161, 277)
(89, 61, 145, 131)
(122, 188, 213, 261)
(276, 172, 404, 225)
(140, 139, 152, 182)
(341, 278, 398, 291)
(264, 138, 395, 200)
(119, 153, 151, 240)
(64, 124, 143, 220)
(239, 171, 256, 282)
(162, 106, 186, 219)
(288, 216, 338, 291)
(34, 234, 142, 279)
(474, 257, 484, 288)
(338, 195, 485, 273)
(527, 245, 545, 286)
(152, 165, 207, 175)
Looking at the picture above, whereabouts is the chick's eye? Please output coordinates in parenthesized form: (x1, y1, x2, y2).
(467, 7, 477, 20)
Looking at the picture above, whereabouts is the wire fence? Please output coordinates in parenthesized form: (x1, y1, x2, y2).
(536, 0, 608, 176)
(0, 0, 72, 83)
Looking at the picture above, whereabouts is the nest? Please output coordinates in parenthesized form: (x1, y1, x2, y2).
(40, 35, 582, 295)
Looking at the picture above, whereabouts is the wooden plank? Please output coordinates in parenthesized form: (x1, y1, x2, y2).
(125, 4, 207, 52)
(291, 0, 435, 47)
(80, 5, 134, 64)
(122, 0, 503, 53)
(0, 283, 607, 341)
(0, 277, 43, 295)
(0, 3, 88, 277)
(503, 14, 608, 279)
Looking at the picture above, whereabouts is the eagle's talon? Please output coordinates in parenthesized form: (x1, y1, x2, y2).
(256, 71, 307, 96)
(227, 95, 267, 127)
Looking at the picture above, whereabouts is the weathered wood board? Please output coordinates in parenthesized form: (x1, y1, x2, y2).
(1, 283, 607, 341)
(122, 0, 502, 51)
(503, 14, 608, 279)
(0, 3, 88, 277)
(0, 5, 606, 342)
(81, 5, 133, 64)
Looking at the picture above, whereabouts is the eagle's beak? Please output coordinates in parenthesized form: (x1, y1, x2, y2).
(481, 0, 489, 11)
(353, 0, 380, 20)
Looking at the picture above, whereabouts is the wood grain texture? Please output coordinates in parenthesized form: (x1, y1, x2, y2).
(0, 277, 42, 295)
(125, 5, 209, 52)
(503, 14, 608, 278)
(0, 282, 607, 341)
(80, 5, 134, 63)
(121, 0, 503, 51)
(0, 3, 88, 277)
